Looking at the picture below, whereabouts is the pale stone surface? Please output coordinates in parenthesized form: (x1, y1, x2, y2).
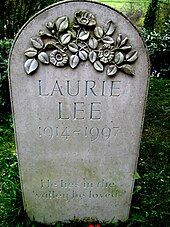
(9, 1, 150, 225)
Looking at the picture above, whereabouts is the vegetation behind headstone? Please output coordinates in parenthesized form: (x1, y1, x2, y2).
(142, 18, 170, 78)
(0, 39, 12, 112)
(144, 0, 159, 31)
(0, 0, 60, 39)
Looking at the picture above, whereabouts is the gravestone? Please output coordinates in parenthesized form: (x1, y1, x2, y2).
(9, 1, 150, 225)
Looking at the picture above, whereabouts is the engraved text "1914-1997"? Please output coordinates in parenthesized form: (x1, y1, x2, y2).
(38, 126, 119, 141)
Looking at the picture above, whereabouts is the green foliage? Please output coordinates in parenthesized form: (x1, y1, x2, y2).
(130, 140, 170, 226)
(0, 38, 12, 112)
(144, 0, 159, 31)
(142, 19, 170, 78)
(121, 2, 145, 27)
(98, 0, 150, 13)
(144, 78, 170, 129)
(0, 113, 22, 226)
(0, 79, 170, 226)
(129, 79, 170, 227)
(144, 0, 170, 33)
(155, 1, 170, 33)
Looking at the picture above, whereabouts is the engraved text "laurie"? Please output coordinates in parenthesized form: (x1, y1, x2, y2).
(38, 80, 121, 97)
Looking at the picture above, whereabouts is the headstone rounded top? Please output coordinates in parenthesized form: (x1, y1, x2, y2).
(9, 0, 149, 79)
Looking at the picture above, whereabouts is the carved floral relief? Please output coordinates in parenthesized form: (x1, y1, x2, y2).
(24, 10, 138, 77)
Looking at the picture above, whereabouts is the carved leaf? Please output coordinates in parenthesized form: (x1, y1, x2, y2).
(24, 48, 37, 57)
(69, 55, 79, 69)
(126, 50, 138, 63)
(56, 16, 69, 33)
(94, 61, 104, 72)
(24, 58, 38, 75)
(78, 30, 90, 40)
(94, 26, 104, 38)
(102, 36, 114, 44)
(120, 37, 128, 47)
(38, 52, 49, 64)
(119, 64, 134, 76)
(60, 33, 71, 45)
(107, 65, 117, 76)
(88, 38, 98, 49)
(116, 34, 122, 47)
(31, 37, 44, 49)
(120, 46, 131, 51)
(68, 43, 78, 52)
(89, 51, 97, 63)
(79, 50, 88, 61)
(104, 20, 115, 35)
(114, 52, 124, 64)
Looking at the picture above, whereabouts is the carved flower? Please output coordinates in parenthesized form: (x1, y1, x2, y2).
(98, 44, 115, 64)
(50, 50, 68, 67)
(75, 10, 96, 26)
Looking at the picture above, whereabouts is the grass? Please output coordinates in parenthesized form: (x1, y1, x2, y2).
(0, 78, 170, 226)
(98, 0, 150, 12)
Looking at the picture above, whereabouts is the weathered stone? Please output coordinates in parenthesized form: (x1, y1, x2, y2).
(9, 1, 150, 225)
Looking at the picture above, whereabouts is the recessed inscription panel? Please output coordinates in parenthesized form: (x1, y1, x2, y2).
(9, 1, 149, 225)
